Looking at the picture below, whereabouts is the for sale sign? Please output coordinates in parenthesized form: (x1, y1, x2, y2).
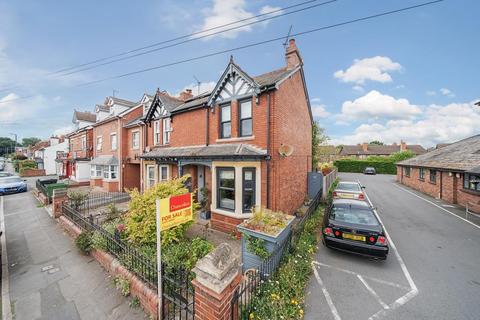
(157, 193, 193, 231)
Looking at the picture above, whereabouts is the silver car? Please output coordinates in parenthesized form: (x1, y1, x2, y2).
(333, 181, 367, 201)
(0, 176, 28, 195)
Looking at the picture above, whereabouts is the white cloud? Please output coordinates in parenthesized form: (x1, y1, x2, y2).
(311, 104, 330, 118)
(331, 100, 480, 147)
(199, 0, 281, 39)
(352, 85, 364, 92)
(340, 90, 421, 120)
(426, 90, 436, 96)
(334, 56, 402, 84)
(53, 125, 74, 136)
(440, 87, 455, 98)
(0, 92, 47, 124)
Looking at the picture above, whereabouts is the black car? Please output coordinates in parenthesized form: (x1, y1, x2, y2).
(322, 199, 388, 259)
(363, 167, 376, 175)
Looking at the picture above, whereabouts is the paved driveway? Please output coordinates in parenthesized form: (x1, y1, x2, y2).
(305, 173, 480, 320)
(1, 164, 145, 320)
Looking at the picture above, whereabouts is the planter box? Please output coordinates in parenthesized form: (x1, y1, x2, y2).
(237, 216, 294, 272)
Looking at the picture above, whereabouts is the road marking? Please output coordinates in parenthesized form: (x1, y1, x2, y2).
(312, 263, 342, 320)
(0, 196, 13, 320)
(357, 275, 390, 310)
(394, 184, 480, 230)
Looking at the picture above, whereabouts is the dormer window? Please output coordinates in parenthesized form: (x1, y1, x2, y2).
(220, 104, 231, 139)
(239, 99, 252, 137)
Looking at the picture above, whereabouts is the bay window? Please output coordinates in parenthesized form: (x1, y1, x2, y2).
(242, 168, 256, 213)
(163, 118, 171, 144)
(217, 167, 235, 211)
(239, 100, 252, 137)
(464, 173, 480, 191)
(220, 104, 231, 138)
(153, 120, 161, 145)
(91, 165, 102, 178)
(159, 165, 169, 182)
(103, 165, 118, 180)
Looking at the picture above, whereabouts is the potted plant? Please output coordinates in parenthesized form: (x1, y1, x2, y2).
(198, 187, 211, 220)
(237, 207, 295, 271)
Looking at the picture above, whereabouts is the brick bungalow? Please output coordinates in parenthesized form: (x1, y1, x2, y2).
(397, 134, 480, 213)
(140, 38, 313, 233)
(339, 141, 426, 159)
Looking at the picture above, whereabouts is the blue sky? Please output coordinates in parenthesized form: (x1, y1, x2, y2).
(0, 0, 478, 147)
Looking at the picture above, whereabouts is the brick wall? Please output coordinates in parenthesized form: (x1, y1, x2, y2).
(69, 129, 93, 159)
(171, 108, 207, 147)
(398, 166, 441, 199)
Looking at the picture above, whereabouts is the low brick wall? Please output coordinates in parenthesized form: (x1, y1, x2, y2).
(57, 216, 158, 319)
(20, 168, 46, 177)
(211, 212, 244, 237)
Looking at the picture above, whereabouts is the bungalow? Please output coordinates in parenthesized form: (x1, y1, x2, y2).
(339, 141, 426, 159)
(397, 135, 480, 212)
(141, 38, 313, 233)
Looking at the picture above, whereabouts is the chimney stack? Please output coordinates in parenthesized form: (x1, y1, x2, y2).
(361, 143, 368, 152)
(179, 89, 193, 101)
(285, 38, 303, 70)
(400, 140, 407, 151)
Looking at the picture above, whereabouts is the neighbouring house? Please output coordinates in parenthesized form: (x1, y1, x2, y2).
(397, 134, 480, 212)
(43, 136, 69, 175)
(90, 96, 142, 192)
(339, 141, 426, 159)
(141, 38, 313, 233)
(30, 140, 51, 169)
(318, 145, 341, 163)
(58, 110, 96, 182)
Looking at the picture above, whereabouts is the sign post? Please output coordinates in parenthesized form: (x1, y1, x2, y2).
(156, 193, 193, 320)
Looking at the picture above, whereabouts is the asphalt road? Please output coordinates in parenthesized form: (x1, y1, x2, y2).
(305, 173, 480, 320)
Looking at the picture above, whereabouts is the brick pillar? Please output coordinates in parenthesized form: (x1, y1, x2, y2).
(192, 243, 242, 320)
(52, 188, 68, 218)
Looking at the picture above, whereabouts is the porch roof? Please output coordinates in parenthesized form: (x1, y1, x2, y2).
(141, 143, 267, 161)
(90, 155, 119, 166)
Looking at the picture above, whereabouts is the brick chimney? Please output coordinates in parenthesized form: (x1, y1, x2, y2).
(285, 38, 303, 70)
(400, 140, 407, 151)
(361, 143, 368, 152)
(179, 89, 193, 101)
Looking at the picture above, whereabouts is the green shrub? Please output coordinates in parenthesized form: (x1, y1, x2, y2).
(90, 231, 107, 251)
(334, 159, 397, 174)
(113, 275, 130, 296)
(245, 235, 270, 259)
(67, 190, 88, 209)
(20, 160, 37, 169)
(129, 296, 140, 309)
(161, 237, 214, 274)
(75, 232, 92, 254)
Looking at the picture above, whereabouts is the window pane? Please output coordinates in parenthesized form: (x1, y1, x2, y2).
(241, 100, 251, 119)
(243, 168, 255, 213)
(241, 119, 252, 136)
(219, 189, 235, 210)
(220, 170, 235, 188)
(222, 122, 231, 138)
(161, 166, 168, 180)
(221, 105, 231, 122)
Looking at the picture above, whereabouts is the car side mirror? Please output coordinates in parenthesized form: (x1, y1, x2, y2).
(361, 185, 366, 189)
(23, 179, 27, 182)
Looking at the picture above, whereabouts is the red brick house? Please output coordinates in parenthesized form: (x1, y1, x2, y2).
(339, 141, 426, 159)
(141, 39, 313, 233)
(90, 97, 142, 192)
(397, 135, 480, 212)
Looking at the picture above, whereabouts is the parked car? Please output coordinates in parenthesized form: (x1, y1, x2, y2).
(322, 198, 389, 260)
(333, 181, 366, 201)
(363, 167, 376, 175)
(0, 172, 13, 178)
(0, 176, 28, 195)
(0, 162, 4, 171)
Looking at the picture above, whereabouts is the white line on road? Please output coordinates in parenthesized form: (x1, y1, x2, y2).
(357, 275, 390, 310)
(0, 196, 13, 320)
(312, 263, 342, 320)
(394, 184, 480, 230)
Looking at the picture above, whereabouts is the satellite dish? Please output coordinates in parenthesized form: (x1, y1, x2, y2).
(278, 144, 294, 157)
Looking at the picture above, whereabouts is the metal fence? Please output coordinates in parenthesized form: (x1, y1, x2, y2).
(67, 191, 130, 217)
(230, 190, 322, 319)
(36, 178, 58, 203)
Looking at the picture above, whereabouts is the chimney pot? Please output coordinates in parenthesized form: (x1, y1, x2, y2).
(285, 38, 302, 70)
(361, 143, 368, 152)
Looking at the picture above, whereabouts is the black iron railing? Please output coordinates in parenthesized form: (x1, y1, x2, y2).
(67, 191, 130, 216)
(230, 190, 322, 320)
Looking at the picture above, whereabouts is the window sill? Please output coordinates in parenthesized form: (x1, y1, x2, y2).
(460, 188, 480, 196)
(428, 181, 436, 185)
(419, 178, 425, 182)
(216, 136, 255, 143)
(211, 207, 253, 219)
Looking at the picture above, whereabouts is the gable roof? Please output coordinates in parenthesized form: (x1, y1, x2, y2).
(108, 96, 138, 108)
(252, 67, 293, 87)
(398, 135, 480, 171)
(143, 91, 184, 122)
(73, 110, 96, 123)
(339, 144, 426, 156)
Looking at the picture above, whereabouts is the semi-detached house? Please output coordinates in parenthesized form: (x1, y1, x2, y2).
(140, 39, 313, 233)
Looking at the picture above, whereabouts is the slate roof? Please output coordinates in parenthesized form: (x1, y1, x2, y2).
(172, 92, 211, 113)
(96, 104, 109, 112)
(252, 67, 292, 87)
(141, 143, 267, 160)
(157, 92, 183, 112)
(91, 155, 119, 166)
(74, 110, 96, 123)
(398, 135, 480, 171)
(339, 144, 426, 156)
(124, 115, 144, 128)
(110, 97, 138, 107)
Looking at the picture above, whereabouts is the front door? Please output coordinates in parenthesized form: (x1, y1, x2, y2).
(197, 165, 205, 201)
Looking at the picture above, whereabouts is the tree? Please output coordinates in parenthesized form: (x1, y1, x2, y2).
(312, 121, 329, 170)
(22, 137, 42, 147)
(369, 140, 384, 145)
(0, 137, 18, 156)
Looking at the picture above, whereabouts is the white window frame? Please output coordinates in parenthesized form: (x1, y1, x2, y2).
(91, 165, 103, 178)
(132, 130, 140, 150)
(81, 136, 87, 151)
(110, 133, 117, 151)
(146, 165, 156, 189)
(96, 136, 102, 151)
(153, 120, 161, 145)
(159, 165, 169, 182)
(163, 118, 171, 145)
(103, 165, 118, 180)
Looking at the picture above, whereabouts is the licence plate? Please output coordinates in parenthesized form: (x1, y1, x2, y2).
(343, 233, 365, 241)
(338, 193, 354, 199)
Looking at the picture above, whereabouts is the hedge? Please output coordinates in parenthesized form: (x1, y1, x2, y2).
(333, 159, 397, 174)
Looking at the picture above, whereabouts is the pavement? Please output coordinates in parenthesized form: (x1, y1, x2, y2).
(1, 163, 146, 320)
(305, 173, 480, 320)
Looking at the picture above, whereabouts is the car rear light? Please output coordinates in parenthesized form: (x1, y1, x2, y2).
(369, 236, 375, 243)
(332, 191, 338, 198)
(358, 193, 365, 200)
(323, 227, 334, 237)
(376, 236, 388, 246)
(334, 230, 342, 237)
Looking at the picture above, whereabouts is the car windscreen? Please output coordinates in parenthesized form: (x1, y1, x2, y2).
(0, 178, 22, 184)
(336, 183, 361, 192)
(330, 204, 379, 226)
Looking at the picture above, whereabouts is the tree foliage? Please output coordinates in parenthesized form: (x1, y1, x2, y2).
(369, 140, 384, 145)
(312, 121, 329, 170)
(21, 137, 42, 147)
